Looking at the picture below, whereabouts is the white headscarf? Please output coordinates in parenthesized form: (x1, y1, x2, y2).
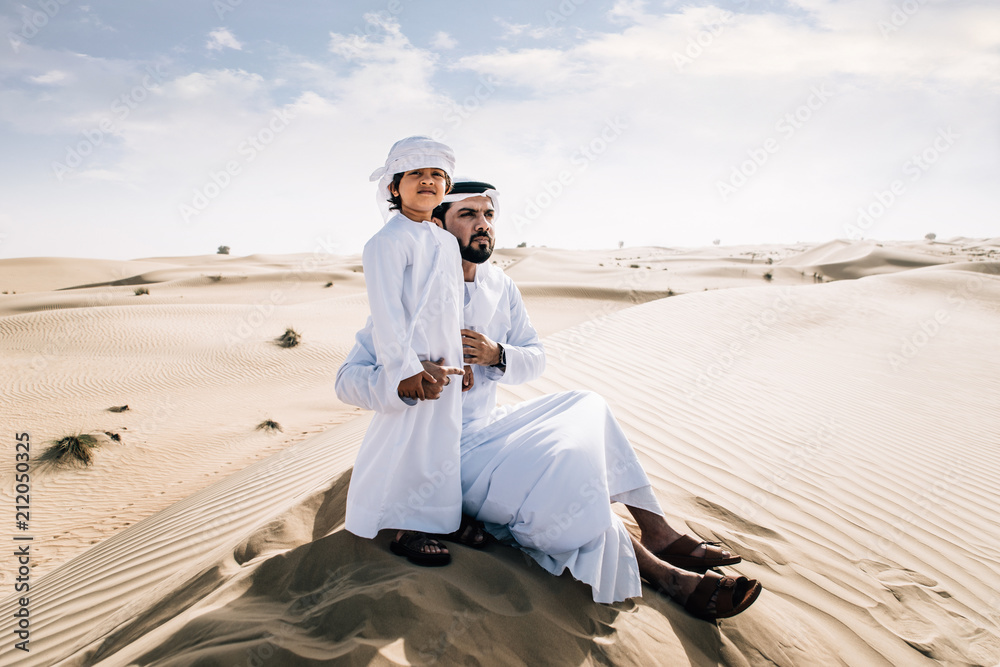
(369, 136, 456, 221)
(441, 178, 500, 220)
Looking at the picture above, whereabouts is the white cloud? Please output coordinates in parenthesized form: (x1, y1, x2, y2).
(495, 18, 560, 41)
(608, 0, 649, 24)
(29, 70, 69, 84)
(77, 4, 116, 32)
(206, 28, 243, 52)
(432, 31, 457, 50)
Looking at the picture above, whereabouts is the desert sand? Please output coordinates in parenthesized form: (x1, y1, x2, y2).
(1, 238, 998, 666)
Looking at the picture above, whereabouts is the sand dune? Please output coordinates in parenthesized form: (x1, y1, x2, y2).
(1, 241, 998, 665)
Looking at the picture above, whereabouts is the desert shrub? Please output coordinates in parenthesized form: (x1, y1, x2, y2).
(218, 246, 230, 255)
(41, 434, 99, 465)
(134, 287, 149, 296)
(256, 419, 282, 432)
(763, 272, 773, 281)
(276, 328, 301, 348)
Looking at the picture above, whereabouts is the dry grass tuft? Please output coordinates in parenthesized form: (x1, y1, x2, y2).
(41, 434, 100, 466)
(256, 419, 282, 432)
(276, 328, 301, 348)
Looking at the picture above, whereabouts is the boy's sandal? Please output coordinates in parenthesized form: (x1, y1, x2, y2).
(655, 535, 742, 571)
(389, 531, 451, 566)
(435, 514, 489, 549)
(685, 571, 762, 621)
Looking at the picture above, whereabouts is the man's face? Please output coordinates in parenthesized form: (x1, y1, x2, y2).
(442, 195, 495, 263)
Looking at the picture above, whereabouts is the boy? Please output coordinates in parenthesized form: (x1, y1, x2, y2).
(342, 136, 467, 565)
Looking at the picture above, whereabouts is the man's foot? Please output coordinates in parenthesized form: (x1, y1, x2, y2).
(682, 571, 761, 621)
(647, 566, 760, 621)
(435, 514, 488, 549)
(390, 531, 451, 566)
(653, 534, 741, 572)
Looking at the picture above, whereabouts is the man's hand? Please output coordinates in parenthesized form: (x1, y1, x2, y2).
(418, 358, 465, 400)
(462, 365, 474, 391)
(461, 329, 501, 366)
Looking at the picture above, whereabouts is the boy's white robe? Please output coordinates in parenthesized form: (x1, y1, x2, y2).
(341, 213, 465, 539)
(336, 261, 662, 603)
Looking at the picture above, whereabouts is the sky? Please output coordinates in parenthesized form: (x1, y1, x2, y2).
(0, 0, 997, 260)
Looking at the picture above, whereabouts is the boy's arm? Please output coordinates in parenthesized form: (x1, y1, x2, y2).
(361, 232, 425, 387)
(336, 319, 416, 413)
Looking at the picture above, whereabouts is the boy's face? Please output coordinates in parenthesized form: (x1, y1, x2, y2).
(391, 168, 449, 221)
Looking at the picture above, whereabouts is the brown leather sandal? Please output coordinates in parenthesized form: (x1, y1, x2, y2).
(655, 535, 742, 571)
(684, 570, 762, 621)
(389, 531, 451, 566)
(434, 514, 489, 550)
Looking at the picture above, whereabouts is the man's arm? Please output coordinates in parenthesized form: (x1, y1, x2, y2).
(492, 281, 544, 384)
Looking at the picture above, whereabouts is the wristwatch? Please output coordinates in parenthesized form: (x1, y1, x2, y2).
(491, 343, 506, 369)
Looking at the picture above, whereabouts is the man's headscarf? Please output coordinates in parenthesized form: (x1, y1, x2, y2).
(441, 178, 499, 219)
(369, 136, 456, 221)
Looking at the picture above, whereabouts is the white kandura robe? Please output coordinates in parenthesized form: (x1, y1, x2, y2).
(337, 261, 662, 603)
(338, 213, 465, 539)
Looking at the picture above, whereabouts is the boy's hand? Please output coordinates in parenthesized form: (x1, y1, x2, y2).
(462, 365, 474, 392)
(409, 359, 464, 401)
(398, 370, 435, 401)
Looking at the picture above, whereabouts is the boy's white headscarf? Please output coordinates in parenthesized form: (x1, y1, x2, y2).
(369, 136, 456, 221)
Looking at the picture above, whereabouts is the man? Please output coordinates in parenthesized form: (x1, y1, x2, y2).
(335, 180, 761, 619)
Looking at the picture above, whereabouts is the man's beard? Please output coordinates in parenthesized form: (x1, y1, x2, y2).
(461, 233, 494, 263)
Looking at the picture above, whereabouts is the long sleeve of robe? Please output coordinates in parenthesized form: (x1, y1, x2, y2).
(341, 214, 465, 539)
(460, 262, 546, 433)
